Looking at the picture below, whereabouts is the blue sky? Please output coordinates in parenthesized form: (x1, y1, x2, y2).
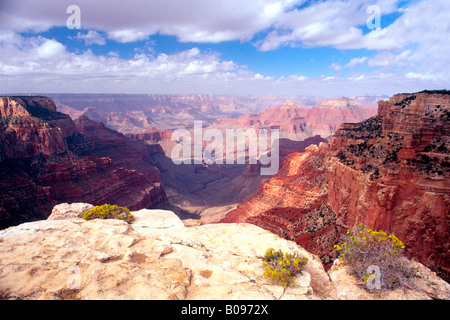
(1, 0, 449, 96)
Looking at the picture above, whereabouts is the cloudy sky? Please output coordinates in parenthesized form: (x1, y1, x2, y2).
(1, 0, 449, 96)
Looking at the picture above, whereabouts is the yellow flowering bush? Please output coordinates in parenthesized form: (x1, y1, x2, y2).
(82, 204, 134, 223)
(334, 224, 417, 291)
(261, 248, 308, 287)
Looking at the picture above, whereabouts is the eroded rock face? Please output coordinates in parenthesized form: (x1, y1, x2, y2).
(222, 144, 346, 268)
(0, 205, 448, 300)
(211, 98, 376, 141)
(222, 91, 449, 280)
(326, 92, 450, 280)
(47, 203, 94, 220)
(0, 97, 167, 229)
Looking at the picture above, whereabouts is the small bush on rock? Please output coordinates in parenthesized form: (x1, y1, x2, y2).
(261, 248, 308, 287)
(82, 204, 134, 223)
(334, 223, 417, 291)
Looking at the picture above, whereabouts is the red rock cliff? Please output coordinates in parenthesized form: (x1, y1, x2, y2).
(212, 98, 376, 141)
(0, 97, 167, 229)
(223, 91, 449, 279)
(327, 91, 449, 279)
(222, 143, 346, 267)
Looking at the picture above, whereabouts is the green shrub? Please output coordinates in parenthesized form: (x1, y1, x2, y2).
(82, 204, 134, 223)
(334, 224, 417, 291)
(261, 248, 308, 287)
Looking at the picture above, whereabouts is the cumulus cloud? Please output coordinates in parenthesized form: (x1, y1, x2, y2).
(0, 32, 282, 93)
(0, 0, 301, 43)
(345, 57, 368, 68)
(330, 63, 343, 71)
(0, 0, 448, 95)
(75, 30, 106, 46)
(0, 31, 319, 94)
(1, 34, 234, 79)
(258, 0, 399, 51)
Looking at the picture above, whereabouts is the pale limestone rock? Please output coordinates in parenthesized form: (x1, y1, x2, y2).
(328, 259, 450, 300)
(0, 204, 448, 300)
(131, 209, 185, 236)
(47, 203, 93, 220)
(0, 206, 322, 300)
(182, 219, 202, 227)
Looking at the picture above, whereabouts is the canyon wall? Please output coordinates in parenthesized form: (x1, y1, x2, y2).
(223, 91, 449, 279)
(51, 94, 291, 133)
(0, 97, 167, 229)
(222, 143, 345, 267)
(211, 98, 376, 141)
(326, 91, 449, 278)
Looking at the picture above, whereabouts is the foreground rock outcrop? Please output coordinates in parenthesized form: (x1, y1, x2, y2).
(0, 204, 448, 300)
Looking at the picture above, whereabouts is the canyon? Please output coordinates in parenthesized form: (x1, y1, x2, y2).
(51, 94, 294, 133)
(0, 91, 448, 299)
(210, 97, 377, 140)
(49, 93, 379, 135)
(223, 91, 450, 281)
(0, 96, 167, 229)
(117, 96, 375, 221)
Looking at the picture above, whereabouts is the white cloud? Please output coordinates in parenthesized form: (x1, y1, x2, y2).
(75, 30, 106, 46)
(330, 63, 343, 71)
(0, 33, 260, 93)
(0, 0, 303, 43)
(0, 0, 449, 95)
(368, 50, 411, 68)
(108, 30, 149, 43)
(258, 0, 399, 51)
(345, 57, 368, 68)
(36, 38, 66, 58)
(406, 72, 433, 81)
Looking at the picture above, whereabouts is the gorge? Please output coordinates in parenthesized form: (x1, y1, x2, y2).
(0, 91, 448, 293)
(223, 90, 449, 281)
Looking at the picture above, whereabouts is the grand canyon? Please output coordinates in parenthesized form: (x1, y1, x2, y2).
(2, 0, 450, 305)
(0, 90, 448, 301)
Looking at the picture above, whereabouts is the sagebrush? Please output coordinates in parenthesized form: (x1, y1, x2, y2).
(82, 204, 134, 223)
(261, 248, 308, 287)
(335, 223, 417, 291)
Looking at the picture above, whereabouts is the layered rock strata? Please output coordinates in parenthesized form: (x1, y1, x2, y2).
(327, 91, 450, 279)
(223, 91, 450, 279)
(0, 97, 167, 229)
(222, 143, 345, 268)
(211, 98, 376, 141)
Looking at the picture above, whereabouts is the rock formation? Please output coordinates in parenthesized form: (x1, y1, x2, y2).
(0, 97, 167, 229)
(327, 91, 450, 280)
(0, 204, 448, 300)
(211, 97, 376, 141)
(223, 91, 450, 280)
(51, 94, 290, 133)
(222, 143, 345, 268)
(125, 128, 172, 143)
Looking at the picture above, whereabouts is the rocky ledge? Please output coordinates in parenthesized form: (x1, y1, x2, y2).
(0, 203, 448, 300)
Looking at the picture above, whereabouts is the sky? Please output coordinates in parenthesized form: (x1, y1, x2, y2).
(0, 0, 449, 97)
